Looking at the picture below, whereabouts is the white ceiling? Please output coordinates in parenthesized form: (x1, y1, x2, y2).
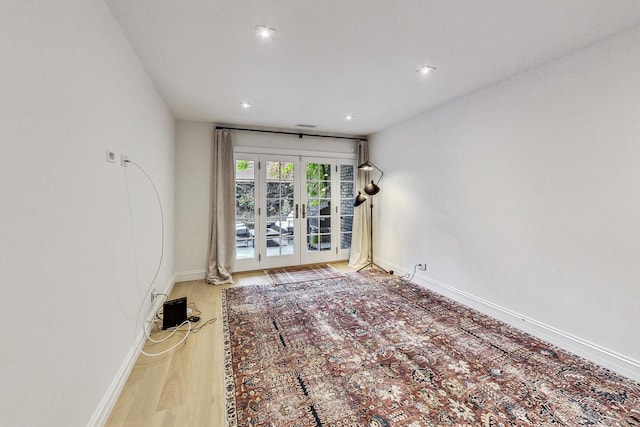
(106, 0, 640, 136)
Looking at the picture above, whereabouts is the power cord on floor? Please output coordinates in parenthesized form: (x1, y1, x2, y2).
(398, 264, 420, 283)
(140, 300, 217, 356)
(187, 302, 217, 333)
(140, 320, 191, 357)
(190, 317, 217, 333)
(188, 302, 201, 316)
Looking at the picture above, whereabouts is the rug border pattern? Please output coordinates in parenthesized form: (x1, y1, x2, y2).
(222, 290, 237, 427)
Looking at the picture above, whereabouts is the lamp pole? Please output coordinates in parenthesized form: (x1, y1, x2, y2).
(354, 161, 386, 273)
(357, 198, 377, 272)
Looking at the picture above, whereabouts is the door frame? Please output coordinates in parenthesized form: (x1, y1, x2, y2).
(233, 148, 356, 272)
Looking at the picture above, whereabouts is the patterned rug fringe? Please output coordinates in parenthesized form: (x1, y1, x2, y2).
(266, 263, 343, 285)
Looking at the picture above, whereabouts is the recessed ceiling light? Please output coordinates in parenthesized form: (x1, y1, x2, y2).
(417, 65, 436, 75)
(345, 115, 354, 121)
(255, 25, 276, 40)
(241, 102, 252, 109)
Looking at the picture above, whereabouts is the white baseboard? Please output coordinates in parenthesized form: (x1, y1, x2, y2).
(175, 268, 206, 282)
(87, 274, 176, 427)
(377, 258, 640, 383)
(87, 330, 146, 427)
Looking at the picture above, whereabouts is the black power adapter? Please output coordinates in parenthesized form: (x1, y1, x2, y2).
(162, 297, 187, 330)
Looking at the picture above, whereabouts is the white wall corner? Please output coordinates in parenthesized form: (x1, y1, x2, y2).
(377, 258, 640, 383)
(175, 269, 207, 283)
(87, 274, 176, 427)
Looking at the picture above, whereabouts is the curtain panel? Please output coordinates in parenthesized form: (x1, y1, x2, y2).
(206, 129, 235, 285)
(348, 140, 370, 268)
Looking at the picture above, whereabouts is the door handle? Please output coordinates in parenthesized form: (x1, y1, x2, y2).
(302, 204, 306, 219)
(295, 204, 299, 218)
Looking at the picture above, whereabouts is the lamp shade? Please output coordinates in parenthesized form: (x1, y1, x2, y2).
(353, 191, 368, 207)
(358, 161, 375, 171)
(363, 180, 380, 195)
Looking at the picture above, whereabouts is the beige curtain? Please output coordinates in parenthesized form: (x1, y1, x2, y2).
(348, 140, 371, 268)
(206, 129, 235, 285)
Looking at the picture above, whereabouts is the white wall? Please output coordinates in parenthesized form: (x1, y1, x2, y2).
(175, 122, 357, 278)
(175, 121, 214, 278)
(0, 1, 175, 426)
(370, 26, 640, 378)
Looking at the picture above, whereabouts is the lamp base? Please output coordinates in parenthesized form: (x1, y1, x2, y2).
(357, 261, 389, 274)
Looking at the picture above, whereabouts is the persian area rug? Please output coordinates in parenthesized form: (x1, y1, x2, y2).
(266, 264, 343, 285)
(222, 272, 640, 426)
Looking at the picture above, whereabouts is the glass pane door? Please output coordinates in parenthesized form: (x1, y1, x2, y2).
(265, 160, 295, 257)
(301, 159, 336, 264)
(260, 156, 301, 269)
(234, 155, 259, 271)
(338, 163, 355, 258)
(233, 153, 355, 272)
(305, 161, 332, 251)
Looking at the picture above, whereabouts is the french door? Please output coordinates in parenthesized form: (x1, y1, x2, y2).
(234, 154, 356, 272)
(300, 157, 356, 264)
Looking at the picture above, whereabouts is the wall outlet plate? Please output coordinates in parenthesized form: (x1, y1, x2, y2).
(106, 148, 116, 163)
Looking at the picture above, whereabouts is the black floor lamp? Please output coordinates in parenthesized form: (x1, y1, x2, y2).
(353, 161, 385, 272)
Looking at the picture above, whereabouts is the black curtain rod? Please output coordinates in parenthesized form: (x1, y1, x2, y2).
(215, 126, 367, 142)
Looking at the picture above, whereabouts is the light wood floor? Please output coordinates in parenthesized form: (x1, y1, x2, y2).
(106, 262, 355, 427)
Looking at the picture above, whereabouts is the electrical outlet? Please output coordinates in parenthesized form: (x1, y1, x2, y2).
(120, 154, 129, 167)
(418, 263, 427, 271)
(150, 289, 158, 303)
(106, 148, 116, 163)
